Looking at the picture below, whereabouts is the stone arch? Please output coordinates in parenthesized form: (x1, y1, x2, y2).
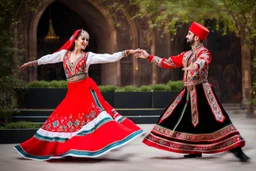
(23, 0, 139, 86)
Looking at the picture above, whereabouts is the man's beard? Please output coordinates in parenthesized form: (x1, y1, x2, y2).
(186, 38, 195, 46)
(186, 35, 195, 46)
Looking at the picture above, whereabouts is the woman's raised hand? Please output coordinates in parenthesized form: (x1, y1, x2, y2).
(19, 61, 37, 72)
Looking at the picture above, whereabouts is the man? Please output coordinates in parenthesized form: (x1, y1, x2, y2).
(136, 22, 250, 162)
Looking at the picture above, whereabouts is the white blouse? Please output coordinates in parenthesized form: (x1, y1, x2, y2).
(37, 50, 127, 66)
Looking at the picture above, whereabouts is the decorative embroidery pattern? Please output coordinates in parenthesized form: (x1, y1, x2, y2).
(203, 83, 225, 122)
(189, 85, 199, 127)
(67, 73, 88, 82)
(182, 45, 209, 86)
(182, 51, 193, 67)
(145, 133, 244, 153)
(42, 113, 86, 132)
(183, 79, 207, 86)
(195, 53, 211, 70)
(63, 52, 88, 82)
(152, 124, 238, 142)
(163, 58, 176, 67)
(159, 89, 186, 124)
(152, 56, 176, 67)
(67, 52, 84, 74)
(42, 103, 101, 133)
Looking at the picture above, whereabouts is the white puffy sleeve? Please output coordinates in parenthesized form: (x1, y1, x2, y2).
(37, 50, 67, 65)
(86, 51, 128, 65)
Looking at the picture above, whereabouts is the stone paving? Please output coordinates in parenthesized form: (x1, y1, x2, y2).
(0, 114, 255, 171)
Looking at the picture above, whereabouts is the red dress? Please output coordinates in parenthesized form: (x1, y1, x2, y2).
(14, 51, 143, 160)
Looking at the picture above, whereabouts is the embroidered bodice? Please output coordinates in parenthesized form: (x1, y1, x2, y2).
(63, 52, 88, 82)
(148, 45, 212, 86)
(36, 50, 127, 82)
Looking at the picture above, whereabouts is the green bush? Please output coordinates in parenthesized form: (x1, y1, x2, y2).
(25, 80, 183, 92)
(115, 85, 139, 92)
(49, 80, 67, 88)
(99, 85, 117, 92)
(139, 85, 153, 92)
(114, 88, 125, 92)
(0, 77, 24, 124)
(2, 121, 42, 129)
(152, 84, 169, 92)
(167, 80, 184, 91)
(0, 109, 13, 124)
(27, 80, 68, 88)
(27, 80, 50, 88)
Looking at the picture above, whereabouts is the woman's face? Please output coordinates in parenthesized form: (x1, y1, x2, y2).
(75, 32, 89, 50)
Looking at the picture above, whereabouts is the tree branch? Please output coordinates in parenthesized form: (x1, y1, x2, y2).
(222, 0, 241, 35)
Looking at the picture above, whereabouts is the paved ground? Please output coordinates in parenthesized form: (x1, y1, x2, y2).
(0, 114, 255, 171)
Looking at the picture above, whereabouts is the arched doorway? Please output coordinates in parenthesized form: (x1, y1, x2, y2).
(19, 0, 145, 86)
(32, 0, 119, 85)
(37, 1, 104, 84)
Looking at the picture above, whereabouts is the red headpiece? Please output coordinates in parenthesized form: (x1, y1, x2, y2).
(57, 29, 81, 52)
(189, 22, 209, 41)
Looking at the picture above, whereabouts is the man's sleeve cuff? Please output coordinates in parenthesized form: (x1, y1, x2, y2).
(147, 55, 154, 62)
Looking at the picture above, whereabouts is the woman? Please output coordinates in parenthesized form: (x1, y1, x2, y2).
(15, 29, 144, 160)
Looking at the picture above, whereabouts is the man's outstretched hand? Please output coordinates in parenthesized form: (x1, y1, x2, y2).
(182, 63, 198, 71)
(134, 49, 149, 59)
